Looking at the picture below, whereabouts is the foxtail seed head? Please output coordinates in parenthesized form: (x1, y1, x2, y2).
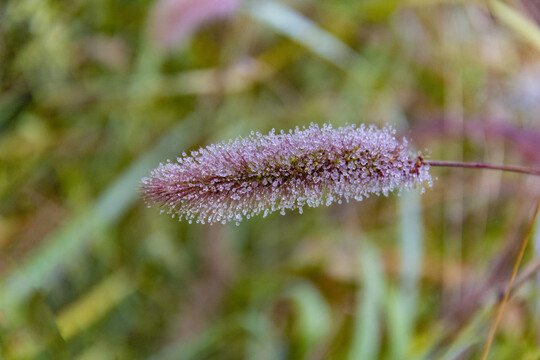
(141, 123, 432, 225)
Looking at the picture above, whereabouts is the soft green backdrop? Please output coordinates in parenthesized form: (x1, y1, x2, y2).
(2, 0, 540, 359)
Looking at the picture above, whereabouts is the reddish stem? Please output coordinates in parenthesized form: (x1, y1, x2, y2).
(425, 160, 540, 177)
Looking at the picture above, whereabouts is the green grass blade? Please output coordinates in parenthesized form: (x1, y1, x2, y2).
(348, 242, 385, 360)
(0, 114, 205, 321)
(389, 190, 424, 359)
(489, 0, 540, 52)
(245, 0, 357, 69)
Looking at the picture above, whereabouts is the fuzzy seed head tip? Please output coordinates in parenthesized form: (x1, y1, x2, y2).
(141, 123, 432, 225)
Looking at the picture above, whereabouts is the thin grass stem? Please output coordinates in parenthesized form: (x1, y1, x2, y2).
(480, 198, 540, 360)
(425, 160, 540, 177)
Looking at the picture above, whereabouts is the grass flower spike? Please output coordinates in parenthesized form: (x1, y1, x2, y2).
(141, 123, 432, 225)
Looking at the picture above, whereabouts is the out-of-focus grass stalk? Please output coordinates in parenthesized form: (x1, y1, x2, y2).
(348, 242, 385, 360)
(242, 311, 283, 360)
(74, 343, 121, 360)
(56, 270, 135, 340)
(489, 0, 540, 52)
(4, 271, 135, 359)
(391, 190, 424, 359)
(287, 282, 332, 357)
(480, 198, 540, 360)
(0, 114, 205, 325)
(245, 0, 357, 70)
(421, 236, 540, 359)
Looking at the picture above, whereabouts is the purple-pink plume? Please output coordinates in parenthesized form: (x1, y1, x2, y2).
(141, 123, 432, 225)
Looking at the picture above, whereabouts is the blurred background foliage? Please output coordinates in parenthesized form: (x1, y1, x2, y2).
(2, 0, 540, 359)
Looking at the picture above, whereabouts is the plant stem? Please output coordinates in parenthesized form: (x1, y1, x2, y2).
(425, 160, 540, 177)
(480, 198, 540, 360)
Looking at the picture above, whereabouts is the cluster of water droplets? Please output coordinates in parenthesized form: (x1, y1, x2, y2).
(141, 123, 432, 225)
